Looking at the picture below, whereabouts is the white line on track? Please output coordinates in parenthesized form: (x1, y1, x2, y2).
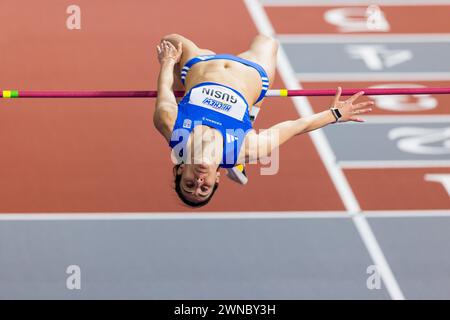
(0, 211, 349, 221)
(277, 34, 450, 43)
(339, 160, 450, 169)
(244, 0, 405, 300)
(364, 210, 450, 218)
(1, 210, 449, 220)
(354, 115, 450, 123)
(261, 0, 450, 6)
(295, 73, 450, 82)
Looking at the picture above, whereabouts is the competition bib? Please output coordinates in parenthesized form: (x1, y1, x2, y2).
(189, 84, 247, 121)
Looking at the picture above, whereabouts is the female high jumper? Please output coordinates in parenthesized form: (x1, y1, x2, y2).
(154, 34, 373, 207)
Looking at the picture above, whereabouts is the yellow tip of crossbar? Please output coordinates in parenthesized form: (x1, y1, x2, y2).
(2, 90, 18, 98)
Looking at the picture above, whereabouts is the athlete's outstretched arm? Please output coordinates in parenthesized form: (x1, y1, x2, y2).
(153, 40, 182, 142)
(245, 88, 374, 161)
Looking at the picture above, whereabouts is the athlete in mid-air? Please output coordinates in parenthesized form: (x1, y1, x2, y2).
(153, 34, 373, 207)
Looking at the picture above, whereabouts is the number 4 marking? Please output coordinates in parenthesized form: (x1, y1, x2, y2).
(346, 45, 413, 70)
(425, 174, 450, 197)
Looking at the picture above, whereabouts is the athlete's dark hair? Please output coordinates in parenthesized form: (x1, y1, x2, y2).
(173, 164, 219, 208)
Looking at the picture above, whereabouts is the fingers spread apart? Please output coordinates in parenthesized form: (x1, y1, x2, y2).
(353, 108, 372, 115)
(350, 100, 374, 121)
(347, 91, 365, 103)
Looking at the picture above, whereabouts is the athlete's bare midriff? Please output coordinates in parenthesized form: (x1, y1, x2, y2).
(182, 58, 263, 108)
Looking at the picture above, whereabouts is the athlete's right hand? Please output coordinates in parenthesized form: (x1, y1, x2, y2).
(157, 40, 182, 64)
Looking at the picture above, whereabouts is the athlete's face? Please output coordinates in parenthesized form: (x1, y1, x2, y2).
(177, 163, 220, 202)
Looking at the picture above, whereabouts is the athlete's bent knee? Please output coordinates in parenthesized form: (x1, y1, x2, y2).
(255, 34, 279, 52)
(257, 34, 277, 43)
(162, 33, 182, 42)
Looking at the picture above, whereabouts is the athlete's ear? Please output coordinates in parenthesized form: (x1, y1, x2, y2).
(177, 164, 185, 175)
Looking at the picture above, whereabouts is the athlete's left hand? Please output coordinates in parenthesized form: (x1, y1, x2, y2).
(332, 87, 374, 122)
(157, 40, 182, 64)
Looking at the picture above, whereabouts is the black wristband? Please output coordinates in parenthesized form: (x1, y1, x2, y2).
(330, 107, 342, 123)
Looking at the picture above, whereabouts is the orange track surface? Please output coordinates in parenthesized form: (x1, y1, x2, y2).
(0, 0, 343, 212)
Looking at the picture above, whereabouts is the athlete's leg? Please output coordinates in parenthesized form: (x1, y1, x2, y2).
(227, 35, 278, 184)
(238, 34, 278, 106)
